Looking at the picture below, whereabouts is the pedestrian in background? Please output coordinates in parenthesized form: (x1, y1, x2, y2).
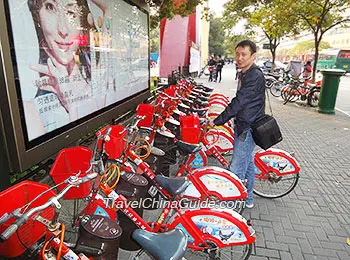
(207, 55, 216, 82)
(214, 55, 225, 83)
(209, 40, 266, 208)
(303, 60, 312, 78)
(234, 60, 240, 80)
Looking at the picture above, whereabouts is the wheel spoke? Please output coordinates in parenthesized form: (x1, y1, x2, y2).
(254, 173, 299, 198)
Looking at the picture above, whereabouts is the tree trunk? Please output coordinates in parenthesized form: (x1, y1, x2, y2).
(270, 38, 277, 72)
(313, 33, 321, 83)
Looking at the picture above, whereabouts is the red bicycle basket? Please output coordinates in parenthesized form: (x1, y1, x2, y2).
(50, 146, 93, 200)
(97, 125, 128, 159)
(180, 114, 201, 144)
(136, 104, 155, 128)
(0, 181, 56, 258)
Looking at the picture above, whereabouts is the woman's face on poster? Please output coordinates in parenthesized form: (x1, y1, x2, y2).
(39, 0, 83, 65)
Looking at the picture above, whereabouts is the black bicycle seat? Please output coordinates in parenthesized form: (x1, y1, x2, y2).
(194, 99, 208, 107)
(132, 229, 187, 260)
(198, 95, 210, 102)
(151, 146, 165, 156)
(190, 107, 208, 116)
(181, 97, 193, 104)
(188, 94, 198, 100)
(175, 140, 202, 155)
(154, 175, 190, 197)
(199, 85, 214, 92)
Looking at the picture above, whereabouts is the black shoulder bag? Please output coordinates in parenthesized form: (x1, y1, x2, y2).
(251, 89, 282, 150)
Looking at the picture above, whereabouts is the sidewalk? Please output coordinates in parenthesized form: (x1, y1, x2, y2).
(196, 64, 350, 260)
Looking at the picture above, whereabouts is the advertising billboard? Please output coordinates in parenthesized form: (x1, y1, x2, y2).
(0, 0, 150, 173)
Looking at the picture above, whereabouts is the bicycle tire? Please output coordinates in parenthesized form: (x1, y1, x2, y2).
(270, 81, 283, 97)
(283, 89, 298, 104)
(307, 89, 320, 107)
(253, 172, 299, 199)
(129, 242, 252, 260)
(185, 242, 252, 260)
(265, 78, 275, 89)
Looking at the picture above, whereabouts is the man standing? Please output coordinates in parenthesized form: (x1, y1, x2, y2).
(207, 55, 216, 82)
(210, 40, 266, 208)
(214, 55, 225, 83)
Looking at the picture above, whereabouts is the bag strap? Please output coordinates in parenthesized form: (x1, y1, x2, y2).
(265, 88, 273, 116)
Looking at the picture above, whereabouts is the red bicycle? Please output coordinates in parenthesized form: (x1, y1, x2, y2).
(0, 173, 187, 260)
(146, 85, 301, 199)
(99, 167, 255, 260)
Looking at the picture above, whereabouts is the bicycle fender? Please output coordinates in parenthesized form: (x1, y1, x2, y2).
(168, 208, 255, 247)
(254, 148, 300, 175)
(182, 166, 247, 200)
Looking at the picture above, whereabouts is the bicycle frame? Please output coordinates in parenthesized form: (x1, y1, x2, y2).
(126, 149, 247, 201)
(100, 183, 255, 252)
(202, 139, 301, 178)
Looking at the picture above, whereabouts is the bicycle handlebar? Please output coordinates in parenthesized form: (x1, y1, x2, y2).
(157, 91, 180, 101)
(0, 172, 98, 242)
(129, 115, 146, 132)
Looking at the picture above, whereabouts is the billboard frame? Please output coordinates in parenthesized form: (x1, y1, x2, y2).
(0, 0, 150, 179)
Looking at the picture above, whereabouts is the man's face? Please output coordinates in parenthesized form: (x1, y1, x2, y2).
(235, 46, 256, 72)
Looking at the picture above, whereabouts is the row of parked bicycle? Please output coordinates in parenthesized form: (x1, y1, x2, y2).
(264, 69, 322, 106)
(0, 75, 301, 260)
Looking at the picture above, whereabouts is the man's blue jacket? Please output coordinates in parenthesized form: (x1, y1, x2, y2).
(213, 64, 266, 136)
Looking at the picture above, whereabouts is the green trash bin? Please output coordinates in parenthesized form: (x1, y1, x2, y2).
(318, 69, 346, 114)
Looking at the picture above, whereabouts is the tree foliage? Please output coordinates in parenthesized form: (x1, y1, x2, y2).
(147, 0, 207, 29)
(209, 17, 226, 56)
(223, 0, 350, 80)
(223, 0, 300, 70)
(289, 40, 331, 56)
(223, 34, 255, 57)
(150, 26, 160, 53)
(283, 0, 350, 81)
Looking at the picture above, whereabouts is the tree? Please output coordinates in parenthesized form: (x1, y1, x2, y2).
(223, 34, 254, 57)
(209, 17, 226, 56)
(223, 0, 300, 70)
(147, 0, 207, 29)
(150, 26, 160, 53)
(285, 0, 350, 81)
(290, 40, 331, 56)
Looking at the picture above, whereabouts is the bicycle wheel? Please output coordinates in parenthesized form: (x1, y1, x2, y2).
(307, 89, 320, 107)
(185, 242, 252, 260)
(283, 89, 298, 104)
(270, 81, 283, 97)
(58, 198, 89, 243)
(265, 78, 275, 89)
(128, 250, 155, 260)
(254, 172, 299, 198)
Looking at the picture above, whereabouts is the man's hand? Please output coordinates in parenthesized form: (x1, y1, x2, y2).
(208, 119, 215, 128)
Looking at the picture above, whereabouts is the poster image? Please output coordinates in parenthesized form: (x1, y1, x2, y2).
(7, 0, 149, 141)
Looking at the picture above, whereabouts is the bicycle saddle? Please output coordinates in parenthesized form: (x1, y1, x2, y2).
(190, 107, 208, 116)
(181, 97, 193, 104)
(167, 116, 180, 126)
(198, 84, 214, 91)
(151, 146, 165, 156)
(178, 102, 190, 109)
(192, 87, 209, 95)
(191, 88, 202, 94)
(157, 126, 175, 139)
(175, 140, 202, 155)
(154, 175, 190, 197)
(132, 229, 187, 260)
(173, 108, 185, 116)
(194, 99, 208, 108)
(188, 94, 198, 100)
(198, 95, 210, 102)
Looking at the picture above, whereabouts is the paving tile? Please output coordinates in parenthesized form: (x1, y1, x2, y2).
(140, 68, 350, 260)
